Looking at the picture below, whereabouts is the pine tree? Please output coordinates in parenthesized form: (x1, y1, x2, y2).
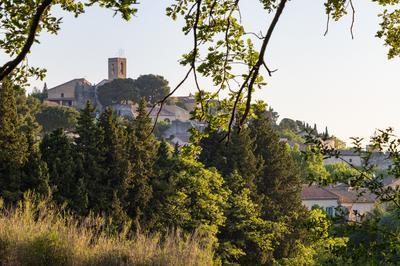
(200, 126, 262, 195)
(250, 109, 303, 216)
(249, 108, 307, 259)
(127, 98, 158, 223)
(21, 115, 50, 197)
(98, 107, 132, 222)
(145, 139, 176, 231)
(0, 79, 28, 202)
(40, 128, 87, 213)
(75, 101, 105, 213)
(219, 171, 279, 265)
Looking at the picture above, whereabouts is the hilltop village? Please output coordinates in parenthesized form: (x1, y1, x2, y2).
(32, 57, 399, 223)
(43, 57, 205, 145)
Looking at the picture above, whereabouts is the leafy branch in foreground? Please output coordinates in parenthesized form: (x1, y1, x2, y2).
(0, 0, 139, 86)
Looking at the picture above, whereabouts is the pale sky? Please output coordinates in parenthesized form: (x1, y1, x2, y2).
(20, 1, 400, 144)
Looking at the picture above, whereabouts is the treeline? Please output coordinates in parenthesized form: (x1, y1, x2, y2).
(0, 78, 325, 264)
(1, 79, 399, 265)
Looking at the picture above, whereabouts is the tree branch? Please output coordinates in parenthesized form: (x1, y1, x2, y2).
(0, 0, 53, 81)
(239, 0, 288, 127)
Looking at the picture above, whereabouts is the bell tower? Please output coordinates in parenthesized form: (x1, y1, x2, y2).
(108, 57, 127, 80)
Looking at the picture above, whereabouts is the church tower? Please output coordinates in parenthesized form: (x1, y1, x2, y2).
(108, 57, 127, 80)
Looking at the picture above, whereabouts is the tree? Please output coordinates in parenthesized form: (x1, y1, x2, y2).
(161, 157, 228, 246)
(30, 83, 48, 102)
(250, 108, 303, 218)
(97, 78, 135, 106)
(0, 1, 139, 84)
(292, 145, 330, 185)
(146, 139, 175, 231)
(98, 107, 132, 223)
(40, 128, 87, 213)
(325, 162, 359, 184)
(36, 106, 79, 133)
(75, 101, 105, 213)
(133, 74, 170, 104)
(21, 115, 50, 197)
(200, 126, 262, 195)
(126, 98, 158, 223)
(218, 171, 282, 265)
(279, 118, 299, 132)
(249, 107, 308, 260)
(0, 79, 28, 202)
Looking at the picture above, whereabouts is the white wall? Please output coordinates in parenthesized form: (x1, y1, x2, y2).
(302, 199, 338, 210)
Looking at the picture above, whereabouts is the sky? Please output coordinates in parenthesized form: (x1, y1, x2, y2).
(22, 0, 400, 145)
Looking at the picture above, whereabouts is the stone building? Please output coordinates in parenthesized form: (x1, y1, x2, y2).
(46, 58, 128, 109)
(47, 78, 95, 109)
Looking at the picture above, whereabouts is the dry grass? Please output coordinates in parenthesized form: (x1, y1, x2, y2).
(0, 195, 214, 266)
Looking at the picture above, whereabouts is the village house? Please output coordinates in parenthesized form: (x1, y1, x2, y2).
(301, 185, 376, 221)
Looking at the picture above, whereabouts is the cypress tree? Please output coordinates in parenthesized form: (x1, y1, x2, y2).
(219, 171, 278, 265)
(250, 108, 303, 217)
(200, 126, 262, 195)
(249, 107, 306, 259)
(41, 128, 87, 213)
(21, 115, 50, 197)
(0, 79, 28, 202)
(75, 101, 105, 213)
(146, 139, 175, 231)
(98, 107, 132, 222)
(127, 98, 158, 223)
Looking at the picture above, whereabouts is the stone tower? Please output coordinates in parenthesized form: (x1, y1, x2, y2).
(108, 57, 127, 80)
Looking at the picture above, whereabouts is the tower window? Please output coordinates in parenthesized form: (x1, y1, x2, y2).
(111, 64, 115, 75)
(120, 62, 124, 75)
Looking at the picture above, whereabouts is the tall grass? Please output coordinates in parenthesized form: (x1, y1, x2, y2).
(0, 195, 214, 266)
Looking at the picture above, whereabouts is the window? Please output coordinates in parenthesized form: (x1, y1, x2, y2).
(326, 207, 334, 217)
(61, 93, 64, 98)
(120, 62, 124, 75)
(111, 64, 115, 75)
(68, 100, 72, 106)
(349, 158, 353, 163)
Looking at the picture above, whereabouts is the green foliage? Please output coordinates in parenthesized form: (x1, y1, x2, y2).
(219, 171, 283, 265)
(0, 79, 28, 202)
(97, 78, 135, 106)
(127, 98, 158, 223)
(281, 129, 305, 144)
(41, 129, 86, 213)
(325, 162, 359, 184)
(250, 108, 303, 219)
(293, 145, 331, 185)
(161, 157, 229, 246)
(98, 107, 132, 224)
(97, 75, 170, 106)
(36, 105, 79, 133)
(30, 85, 48, 103)
(75, 101, 104, 214)
(279, 118, 300, 132)
(133, 74, 171, 104)
(21, 116, 50, 198)
(0, 0, 139, 86)
(154, 120, 171, 139)
(200, 126, 262, 195)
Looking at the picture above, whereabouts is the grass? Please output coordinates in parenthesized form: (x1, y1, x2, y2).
(0, 195, 214, 266)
